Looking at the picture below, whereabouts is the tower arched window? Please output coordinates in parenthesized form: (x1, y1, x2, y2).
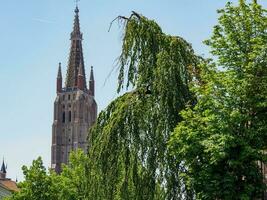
(69, 111, 72, 122)
(62, 112, 65, 123)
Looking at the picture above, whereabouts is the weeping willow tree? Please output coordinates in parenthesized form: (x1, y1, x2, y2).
(87, 12, 201, 199)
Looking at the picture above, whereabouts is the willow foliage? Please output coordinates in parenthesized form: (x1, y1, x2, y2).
(87, 12, 201, 199)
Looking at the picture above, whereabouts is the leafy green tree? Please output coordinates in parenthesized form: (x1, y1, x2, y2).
(58, 149, 91, 200)
(7, 150, 90, 200)
(6, 157, 59, 200)
(169, 0, 267, 199)
(86, 12, 201, 199)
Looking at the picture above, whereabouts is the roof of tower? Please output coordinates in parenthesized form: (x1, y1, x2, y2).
(90, 66, 94, 81)
(71, 6, 82, 40)
(1, 159, 6, 174)
(57, 62, 62, 79)
(65, 6, 87, 89)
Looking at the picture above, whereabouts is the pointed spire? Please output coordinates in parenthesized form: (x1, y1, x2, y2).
(89, 66, 95, 96)
(57, 62, 62, 79)
(57, 62, 62, 93)
(1, 159, 6, 174)
(0, 159, 6, 179)
(71, 6, 82, 40)
(90, 66, 94, 81)
(65, 6, 87, 89)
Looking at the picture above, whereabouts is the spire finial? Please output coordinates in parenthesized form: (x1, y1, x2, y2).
(75, 6, 79, 14)
(57, 62, 63, 93)
(57, 63, 62, 79)
(90, 66, 94, 81)
(71, 1, 82, 40)
(75, 0, 80, 12)
(89, 66, 95, 96)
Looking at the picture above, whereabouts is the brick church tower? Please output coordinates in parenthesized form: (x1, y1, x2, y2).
(51, 6, 97, 173)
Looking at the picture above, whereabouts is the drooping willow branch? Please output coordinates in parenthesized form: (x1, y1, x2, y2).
(88, 12, 203, 199)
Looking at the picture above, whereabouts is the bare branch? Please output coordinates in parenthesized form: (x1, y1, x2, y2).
(108, 15, 129, 32)
(108, 11, 142, 32)
(131, 11, 141, 19)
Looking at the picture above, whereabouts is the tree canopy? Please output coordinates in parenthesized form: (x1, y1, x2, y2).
(169, 0, 267, 199)
(6, 150, 91, 200)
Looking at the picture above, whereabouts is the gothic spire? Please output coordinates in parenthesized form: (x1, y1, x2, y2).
(57, 62, 62, 93)
(90, 66, 94, 81)
(1, 159, 6, 174)
(65, 6, 87, 89)
(89, 66, 95, 96)
(71, 6, 82, 40)
(57, 62, 62, 79)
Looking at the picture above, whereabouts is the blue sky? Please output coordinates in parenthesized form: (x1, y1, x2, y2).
(1, 0, 266, 181)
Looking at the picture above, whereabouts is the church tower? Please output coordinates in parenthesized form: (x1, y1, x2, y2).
(0, 159, 7, 180)
(51, 6, 97, 173)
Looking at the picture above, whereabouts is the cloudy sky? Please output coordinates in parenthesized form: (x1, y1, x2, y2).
(0, 0, 266, 181)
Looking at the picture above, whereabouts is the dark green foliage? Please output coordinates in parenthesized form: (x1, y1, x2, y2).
(169, 1, 267, 199)
(87, 12, 200, 199)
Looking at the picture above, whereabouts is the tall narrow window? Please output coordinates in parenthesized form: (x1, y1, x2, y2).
(62, 112, 65, 123)
(69, 111, 71, 122)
